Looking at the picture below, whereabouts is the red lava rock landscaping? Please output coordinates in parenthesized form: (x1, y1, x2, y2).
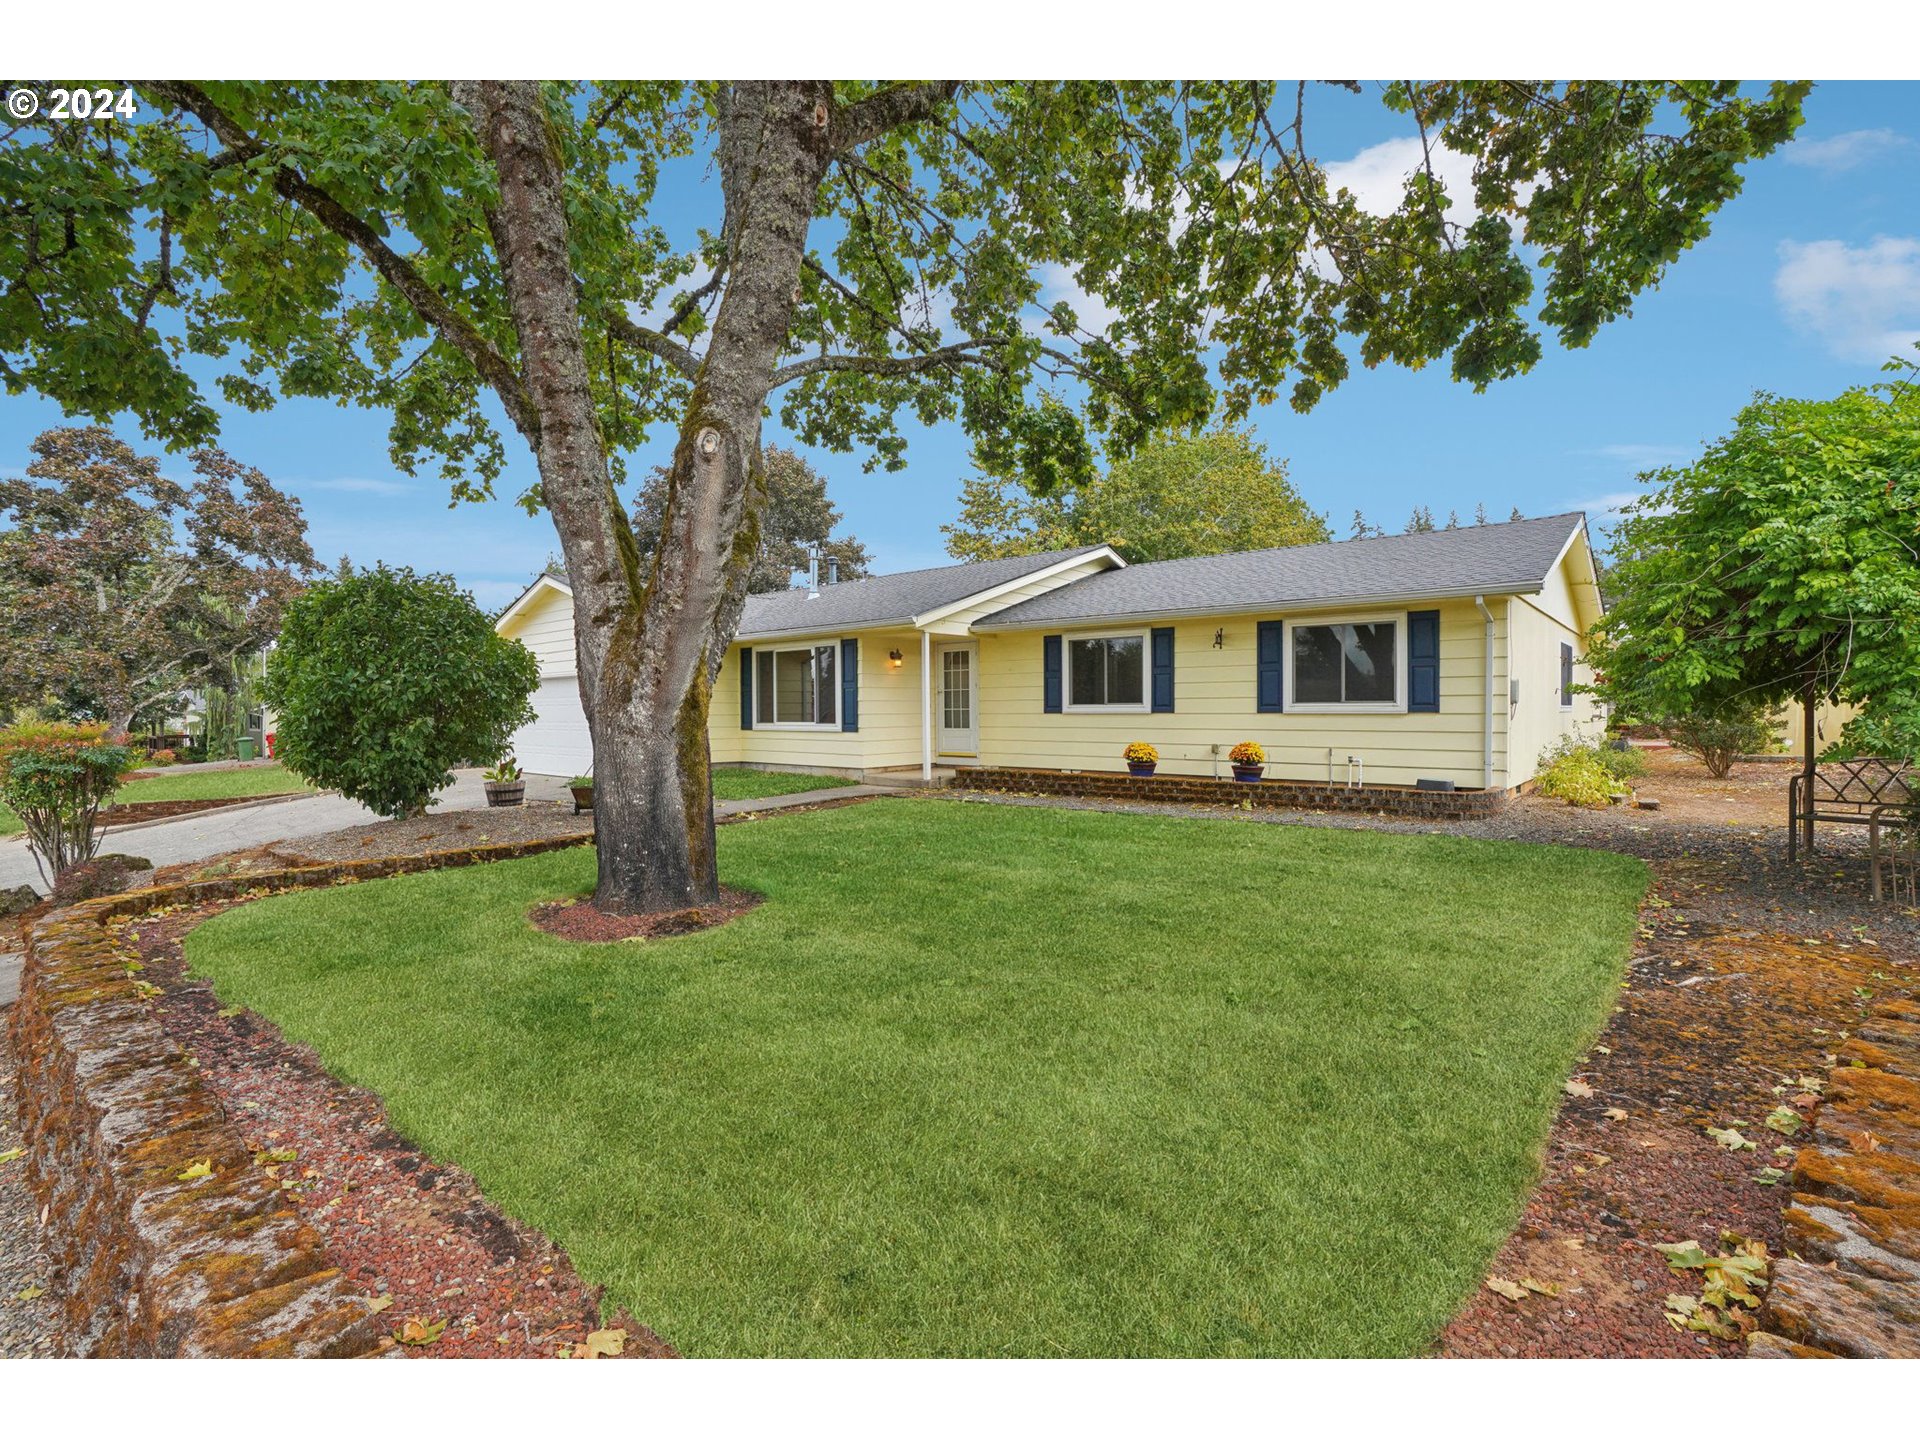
(529, 886, 764, 943)
(1437, 858, 1915, 1358)
(134, 901, 676, 1360)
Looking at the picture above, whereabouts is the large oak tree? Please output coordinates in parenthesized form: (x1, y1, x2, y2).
(1, 80, 1806, 912)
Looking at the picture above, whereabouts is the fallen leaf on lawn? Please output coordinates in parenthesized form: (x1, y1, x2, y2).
(1793, 1074, 1825, 1093)
(1849, 1131, 1882, 1154)
(1751, 1166, 1787, 1186)
(1564, 1079, 1595, 1099)
(1603, 1107, 1630, 1122)
(1774, 1144, 1796, 1159)
(1706, 1126, 1756, 1152)
(217, 1005, 245, 1019)
(397, 1316, 448, 1346)
(1484, 1277, 1529, 1302)
(0, 1147, 24, 1165)
(584, 1328, 626, 1357)
(252, 1147, 297, 1166)
(1520, 1277, 1562, 1296)
(16, 1283, 43, 1301)
(176, 1158, 213, 1180)
(1764, 1106, 1804, 1136)
(366, 1295, 394, 1314)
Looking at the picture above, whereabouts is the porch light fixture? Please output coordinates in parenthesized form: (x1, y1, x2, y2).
(1213, 627, 1225, 649)
(888, 648, 904, 668)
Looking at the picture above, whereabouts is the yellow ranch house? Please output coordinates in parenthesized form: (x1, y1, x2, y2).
(494, 511, 1604, 799)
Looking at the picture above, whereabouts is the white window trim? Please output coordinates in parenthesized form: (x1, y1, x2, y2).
(1063, 629, 1151, 714)
(1283, 612, 1408, 715)
(754, 639, 844, 730)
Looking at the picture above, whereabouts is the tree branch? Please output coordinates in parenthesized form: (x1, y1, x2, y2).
(830, 82, 962, 152)
(602, 303, 701, 380)
(137, 80, 541, 439)
(770, 340, 1004, 387)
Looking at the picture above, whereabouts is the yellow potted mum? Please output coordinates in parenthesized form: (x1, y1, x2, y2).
(1124, 741, 1159, 778)
(1229, 740, 1266, 782)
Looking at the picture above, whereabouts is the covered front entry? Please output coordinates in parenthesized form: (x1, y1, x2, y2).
(936, 641, 978, 757)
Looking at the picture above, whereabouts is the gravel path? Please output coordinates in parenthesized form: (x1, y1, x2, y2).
(0, 1043, 57, 1358)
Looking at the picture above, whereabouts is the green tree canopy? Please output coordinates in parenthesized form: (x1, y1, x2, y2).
(0, 427, 316, 733)
(944, 427, 1327, 562)
(631, 446, 869, 593)
(262, 564, 540, 818)
(1588, 372, 1920, 761)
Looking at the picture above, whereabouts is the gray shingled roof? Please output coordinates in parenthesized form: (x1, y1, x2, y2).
(737, 546, 1111, 640)
(972, 513, 1589, 629)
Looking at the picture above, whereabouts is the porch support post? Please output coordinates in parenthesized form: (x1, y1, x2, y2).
(921, 629, 933, 782)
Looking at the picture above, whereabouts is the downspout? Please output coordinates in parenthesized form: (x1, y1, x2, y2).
(921, 629, 933, 783)
(1474, 596, 1495, 791)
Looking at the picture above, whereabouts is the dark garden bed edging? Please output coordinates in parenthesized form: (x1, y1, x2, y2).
(948, 766, 1511, 821)
(1751, 996, 1920, 1358)
(7, 831, 594, 1357)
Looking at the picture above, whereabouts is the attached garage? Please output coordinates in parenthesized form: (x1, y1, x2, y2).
(515, 675, 592, 778)
(493, 575, 595, 777)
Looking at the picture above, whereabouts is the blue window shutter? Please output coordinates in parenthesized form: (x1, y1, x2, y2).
(739, 647, 753, 729)
(1256, 621, 1285, 713)
(841, 638, 859, 731)
(1408, 610, 1440, 713)
(1151, 626, 1175, 713)
(1043, 635, 1063, 713)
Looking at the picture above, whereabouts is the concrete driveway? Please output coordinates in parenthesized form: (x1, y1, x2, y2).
(0, 769, 577, 898)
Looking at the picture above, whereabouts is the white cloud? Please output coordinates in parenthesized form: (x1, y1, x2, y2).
(1783, 128, 1913, 172)
(1323, 136, 1478, 227)
(627, 263, 716, 336)
(303, 477, 412, 497)
(1034, 261, 1122, 338)
(1774, 236, 1920, 363)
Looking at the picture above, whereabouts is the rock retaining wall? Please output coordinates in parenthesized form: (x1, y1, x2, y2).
(948, 766, 1512, 821)
(1751, 997, 1920, 1358)
(7, 832, 593, 1357)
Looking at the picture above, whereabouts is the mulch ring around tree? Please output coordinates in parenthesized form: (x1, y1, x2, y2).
(130, 900, 677, 1360)
(529, 886, 764, 942)
(1436, 856, 1916, 1357)
(99, 792, 308, 827)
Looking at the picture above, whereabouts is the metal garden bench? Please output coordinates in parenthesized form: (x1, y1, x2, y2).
(1787, 756, 1915, 902)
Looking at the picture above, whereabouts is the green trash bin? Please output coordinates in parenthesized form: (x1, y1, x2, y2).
(237, 736, 258, 761)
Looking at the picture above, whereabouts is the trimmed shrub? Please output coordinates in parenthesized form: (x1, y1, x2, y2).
(0, 722, 138, 882)
(50, 852, 154, 906)
(1658, 707, 1777, 779)
(1596, 741, 1649, 782)
(1536, 737, 1628, 808)
(262, 564, 539, 819)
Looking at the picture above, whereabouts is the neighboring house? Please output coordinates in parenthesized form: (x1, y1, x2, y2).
(493, 512, 1604, 792)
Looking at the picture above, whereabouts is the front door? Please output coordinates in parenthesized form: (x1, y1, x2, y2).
(936, 642, 978, 757)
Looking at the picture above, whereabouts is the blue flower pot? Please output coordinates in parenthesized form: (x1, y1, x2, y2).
(1231, 765, 1264, 783)
(1128, 763, 1157, 778)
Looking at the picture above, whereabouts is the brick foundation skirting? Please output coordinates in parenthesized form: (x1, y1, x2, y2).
(7, 831, 593, 1357)
(948, 766, 1510, 821)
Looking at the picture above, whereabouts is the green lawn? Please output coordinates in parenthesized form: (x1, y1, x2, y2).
(184, 801, 1645, 1357)
(116, 762, 314, 805)
(709, 767, 856, 801)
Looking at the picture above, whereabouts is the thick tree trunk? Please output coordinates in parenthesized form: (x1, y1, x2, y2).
(460, 80, 831, 914)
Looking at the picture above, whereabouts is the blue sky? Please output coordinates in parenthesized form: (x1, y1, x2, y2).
(5, 80, 1917, 611)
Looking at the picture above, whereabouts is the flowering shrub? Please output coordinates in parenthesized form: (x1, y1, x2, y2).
(265, 730, 277, 758)
(0, 722, 138, 882)
(1229, 740, 1265, 766)
(1123, 741, 1159, 765)
(148, 748, 178, 766)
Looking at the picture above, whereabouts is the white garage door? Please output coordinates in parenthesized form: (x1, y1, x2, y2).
(513, 676, 593, 777)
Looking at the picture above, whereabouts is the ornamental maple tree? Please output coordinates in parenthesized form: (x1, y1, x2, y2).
(0, 80, 1806, 912)
(0, 427, 317, 734)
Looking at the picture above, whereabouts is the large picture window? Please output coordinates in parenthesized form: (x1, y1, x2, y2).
(754, 642, 837, 727)
(1066, 632, 1146, 710)
(1287, 618, 1402, 711)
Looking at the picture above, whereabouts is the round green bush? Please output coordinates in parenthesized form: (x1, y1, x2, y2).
(262, 564, 539, 818)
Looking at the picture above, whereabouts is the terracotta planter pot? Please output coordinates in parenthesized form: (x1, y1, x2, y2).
(1231, 764, 1264, 783)
(1127, 763, 1157, 778)
(484, 780, 525, 808)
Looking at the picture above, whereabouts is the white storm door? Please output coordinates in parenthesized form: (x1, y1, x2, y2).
(936, 642, 978, 756)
